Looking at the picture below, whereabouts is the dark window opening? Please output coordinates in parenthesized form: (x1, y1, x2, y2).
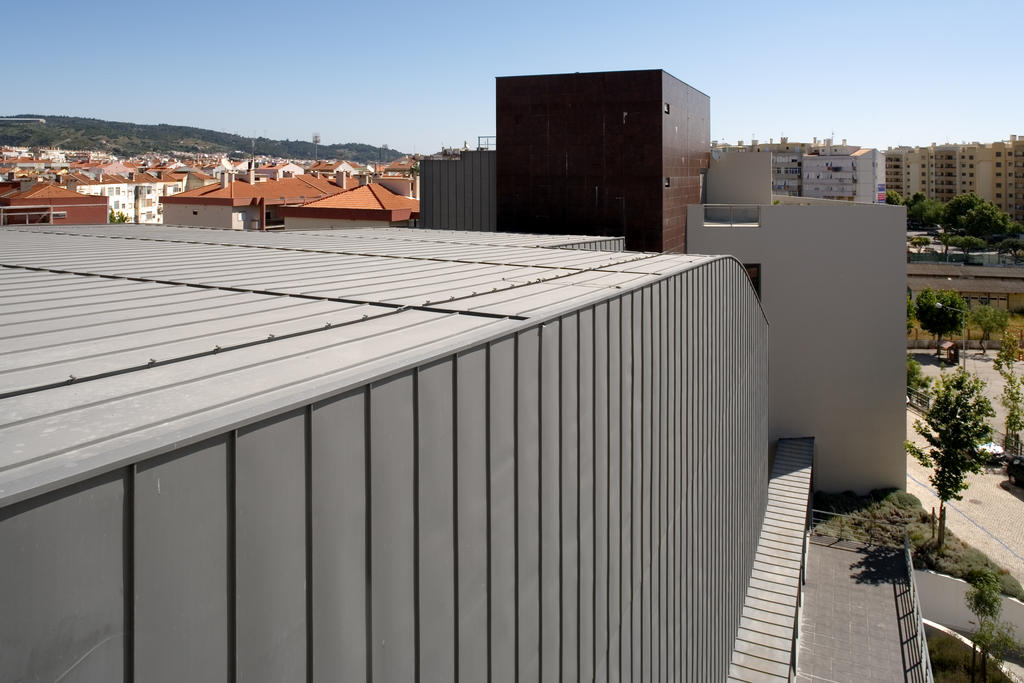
(192, 210, 198, 216)
(664, 177, 671, 188)
(744, 263, 761, 299)
(664, 103, 670, 114)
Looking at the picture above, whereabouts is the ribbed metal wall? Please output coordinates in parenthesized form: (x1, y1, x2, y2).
(420, 150, 497, 231)
(0, 259, 768, 682)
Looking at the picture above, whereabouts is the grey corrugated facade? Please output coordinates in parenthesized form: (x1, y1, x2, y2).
(0, 225, 768, 682)
(420, 150, 497, 231)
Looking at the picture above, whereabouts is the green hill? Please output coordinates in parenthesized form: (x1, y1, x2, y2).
(0, 115, 406, 164)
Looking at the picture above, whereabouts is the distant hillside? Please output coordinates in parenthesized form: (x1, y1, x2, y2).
(0, 115, 406, 164)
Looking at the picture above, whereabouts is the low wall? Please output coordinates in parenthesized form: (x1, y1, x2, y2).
(907, 339, 1003, 350)
(915, 570, 1024, 633)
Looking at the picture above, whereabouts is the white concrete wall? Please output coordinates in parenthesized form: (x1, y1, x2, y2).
(916, 570, 1024, 635)
(377, 177, 415, 199)
(162, 203, 239, 230)
(687, 202, 907, 492)
(708, 152, 772, 205)
(854, 149, 884, 205)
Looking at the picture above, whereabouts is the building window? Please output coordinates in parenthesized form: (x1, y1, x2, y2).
(664, 177, 670, 188)
(997, 162, 1003, 167)
(52, 211, 66, 219)
(663, 103, 670, 114)
(744, 264, 761, 299)
(192, 210, 198, 216)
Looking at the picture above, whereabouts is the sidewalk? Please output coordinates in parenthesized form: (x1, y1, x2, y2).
(905, 409, 1024, 586)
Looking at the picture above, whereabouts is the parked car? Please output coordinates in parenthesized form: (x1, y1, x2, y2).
(1008, 456, 1024, 486)
(979, 441, 1005, 465)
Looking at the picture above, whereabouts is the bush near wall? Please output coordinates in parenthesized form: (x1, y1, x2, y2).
(813, 489, 1024, 599)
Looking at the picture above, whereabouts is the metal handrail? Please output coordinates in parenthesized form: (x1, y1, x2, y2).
(702, 204, 760, 227)
(908, 387, 931, 413)
(809, 509, 907, 548)
(904, 531, 934, 683)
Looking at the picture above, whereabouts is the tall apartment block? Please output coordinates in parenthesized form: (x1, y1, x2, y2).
(886, 136, 1024, 224)
(713, 137, 885, 204)
(714, 138, 808, 196)
(496, 70, 710, 252)
(802, 142, 884, 203)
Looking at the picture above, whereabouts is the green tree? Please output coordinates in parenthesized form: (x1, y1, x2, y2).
(996, 330, 1024, 454)
(1002, 373, 1024, 452)
(909, 198, 944, 227)
(994, 329, 1019, 375)
(906, 191, 927, 209)
(969, 305, 1010, 353)
(909, 236, 930, 253)
(944, 192, 1017, 239)
(108, 210, 130, 223)
(996, 238, 1024, 264)
(885, 189, 904, 205)
(907, 355, 932, 393)
(907, 368, 994, 549)
(965, 569, 1022, 681)
(936, 232, 955, 259)
(915, 288, 967, 355)
(907, 292, 917, 334)
(949, 235, 987, 261)
(963, 201, 1016, 239)
(944, 193, 987, 231)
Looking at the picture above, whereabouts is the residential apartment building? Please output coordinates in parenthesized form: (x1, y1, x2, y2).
(713, 138, 885, 203)
(64, 173, 134, 218)
(802, 144, 884, 204)
(885, 136, 1024, 224)
(713, 138, 809, 196)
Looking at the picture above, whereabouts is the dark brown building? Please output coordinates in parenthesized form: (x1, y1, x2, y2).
(496, 69, 710, 252)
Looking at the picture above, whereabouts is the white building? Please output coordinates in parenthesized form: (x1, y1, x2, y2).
(65, 173, 134, 218)
(713, 138, 886, 203)
(802, 143, 885, 204)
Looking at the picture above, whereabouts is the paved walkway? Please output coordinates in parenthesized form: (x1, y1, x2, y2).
(905, 409, 1024, 586)
(795, 543, 924, 683)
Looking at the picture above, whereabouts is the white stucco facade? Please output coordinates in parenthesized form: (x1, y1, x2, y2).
(687, 201, 907, 493)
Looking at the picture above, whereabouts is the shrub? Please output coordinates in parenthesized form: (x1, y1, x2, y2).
(812, 489, 1024, 599)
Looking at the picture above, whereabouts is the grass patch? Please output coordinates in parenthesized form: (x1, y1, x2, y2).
(813, 489, 1024, 600)
(928, 631, 1013, 683)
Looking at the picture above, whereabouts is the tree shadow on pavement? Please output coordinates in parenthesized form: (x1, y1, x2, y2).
(848, 547, 905, 585)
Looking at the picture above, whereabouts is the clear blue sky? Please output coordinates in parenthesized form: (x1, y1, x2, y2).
(6, 0, 1020, 154)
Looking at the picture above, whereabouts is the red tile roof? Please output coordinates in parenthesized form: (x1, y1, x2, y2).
(301, 183, 419, 211)
(162, 174, 341, 205)
(2, 182, 87, 200)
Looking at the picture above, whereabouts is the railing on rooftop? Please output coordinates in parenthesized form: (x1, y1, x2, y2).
(807, 510, 933, 682)
(809, 509, 906, 549)
(702, 204, 760, 227)
(908, 387, 931, 413)
(477, 135, 496, 150)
